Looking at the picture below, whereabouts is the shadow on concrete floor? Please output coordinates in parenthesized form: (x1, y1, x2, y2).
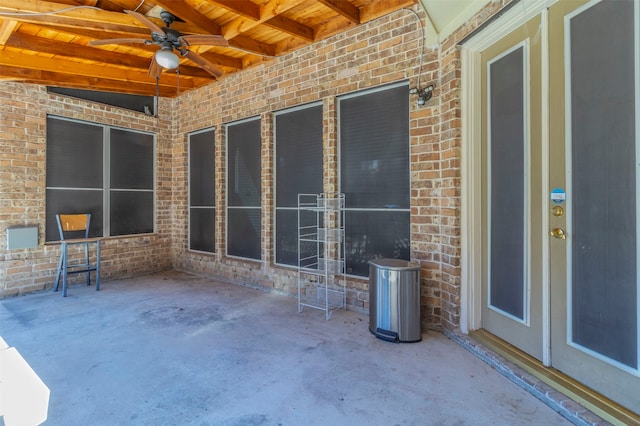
(1, 271, 574, 425)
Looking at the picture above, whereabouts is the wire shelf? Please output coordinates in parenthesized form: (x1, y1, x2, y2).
(297, 193, 346, 320)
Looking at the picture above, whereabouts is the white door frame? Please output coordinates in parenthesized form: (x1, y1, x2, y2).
(460, 0, 556, 366)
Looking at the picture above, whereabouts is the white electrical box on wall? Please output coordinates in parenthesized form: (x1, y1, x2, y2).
(6, 226, 38, 250)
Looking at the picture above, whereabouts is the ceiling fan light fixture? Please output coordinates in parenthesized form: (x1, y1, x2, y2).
(155, 48, 179, 69)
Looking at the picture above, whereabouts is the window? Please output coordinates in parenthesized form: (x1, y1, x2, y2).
(226, 117, 261, 260)
(45, 116, 154, 241)
(338, 83, 411, 276)
(189, 128, 216, 253)
(274, 103, 324, 266)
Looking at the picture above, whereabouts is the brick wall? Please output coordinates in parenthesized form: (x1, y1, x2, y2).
(0, 84, 173, 296)
(172, 6, 450, 329)
(434, 0, 511, 329)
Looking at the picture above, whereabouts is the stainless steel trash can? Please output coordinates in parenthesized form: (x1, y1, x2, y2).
(369, 258, 421, 343)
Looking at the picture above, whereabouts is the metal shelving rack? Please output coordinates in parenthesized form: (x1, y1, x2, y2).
(297, 193, 346, 319)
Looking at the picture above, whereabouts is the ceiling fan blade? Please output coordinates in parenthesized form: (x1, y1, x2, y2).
(179, 35, 228, 47)
(89, 38, 148, 46)
(148, 55, 162, 79)
(124, 10, 165, 35)
(181, 50, 224, 79)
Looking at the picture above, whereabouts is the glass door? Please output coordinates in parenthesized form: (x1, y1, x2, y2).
(480, 15, 545, 361)
(548, 0, 639, 411)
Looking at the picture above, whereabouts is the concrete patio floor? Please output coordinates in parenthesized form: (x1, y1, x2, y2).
(1, 271, 578, 425)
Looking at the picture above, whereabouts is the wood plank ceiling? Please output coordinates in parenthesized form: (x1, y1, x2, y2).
(0, 0, 417, 97)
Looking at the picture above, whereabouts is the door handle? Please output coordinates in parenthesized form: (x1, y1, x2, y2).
(549, 228, 566, 240)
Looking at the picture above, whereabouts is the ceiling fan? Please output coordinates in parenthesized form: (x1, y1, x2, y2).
(89, 10, 228, 79)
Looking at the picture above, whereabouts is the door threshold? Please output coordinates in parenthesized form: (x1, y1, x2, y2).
(459, 330, 639, 426)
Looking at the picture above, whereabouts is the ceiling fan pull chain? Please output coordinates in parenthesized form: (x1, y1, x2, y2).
(155, 75, 160, 130)
(176, 68, 180, 96)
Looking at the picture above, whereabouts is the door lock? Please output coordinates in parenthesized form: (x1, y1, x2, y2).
(550, 228, 566, 240)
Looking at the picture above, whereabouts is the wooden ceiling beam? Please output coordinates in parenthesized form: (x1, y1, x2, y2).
(34, 23, 152, 43)
(263, 15, 314, 42)
(273, 36, 310, 58)
(221, 0, 305, 40)
(96, 0, 154, 15)
(150, 0, 222, 35)
(2, 1, 274, 57)
(206, 1, 260, 20)
(7, 31, 150, 66)
(228, 35, 277, 58)
(0, 0, 205, 36)
(194, 51, 243, 70)
(6, 32, 217, 79)
(318, 0, 361, 24)
(0, 0, 148, 34)
(308, 16, 357, 45)
(0, 65, 181, 96)
(32, 24, 241, 73)
(0, 47, 202, 89)
(50, 0, 97, 5)
(0, 19, 19, 44)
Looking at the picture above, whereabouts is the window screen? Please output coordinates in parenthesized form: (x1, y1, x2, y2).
(488, 46, 526, 320)
(110, 191, 154, 236)
(227, 118, 261, 260)
(46, 116, 154, 241)
(340, 84, 410, 209)
(274, 104, 323, 266)
(109, 128, 154, 236)
(110, 128, 154, 190)
(569, 0, 637, 368)
(345, 211, 410, 275)
(189, 128, 216, 253)
(46, 118, 103, 189)
(339, 83, 410, 276)
(46, 117, 104, 241)
(45, 189, 104, 240)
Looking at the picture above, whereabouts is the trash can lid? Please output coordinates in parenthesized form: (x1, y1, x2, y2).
(368, 258, 419, 270)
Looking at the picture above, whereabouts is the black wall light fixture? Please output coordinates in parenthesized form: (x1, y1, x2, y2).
(402, 7, 434, 108)
(410, 85, 434, 106)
